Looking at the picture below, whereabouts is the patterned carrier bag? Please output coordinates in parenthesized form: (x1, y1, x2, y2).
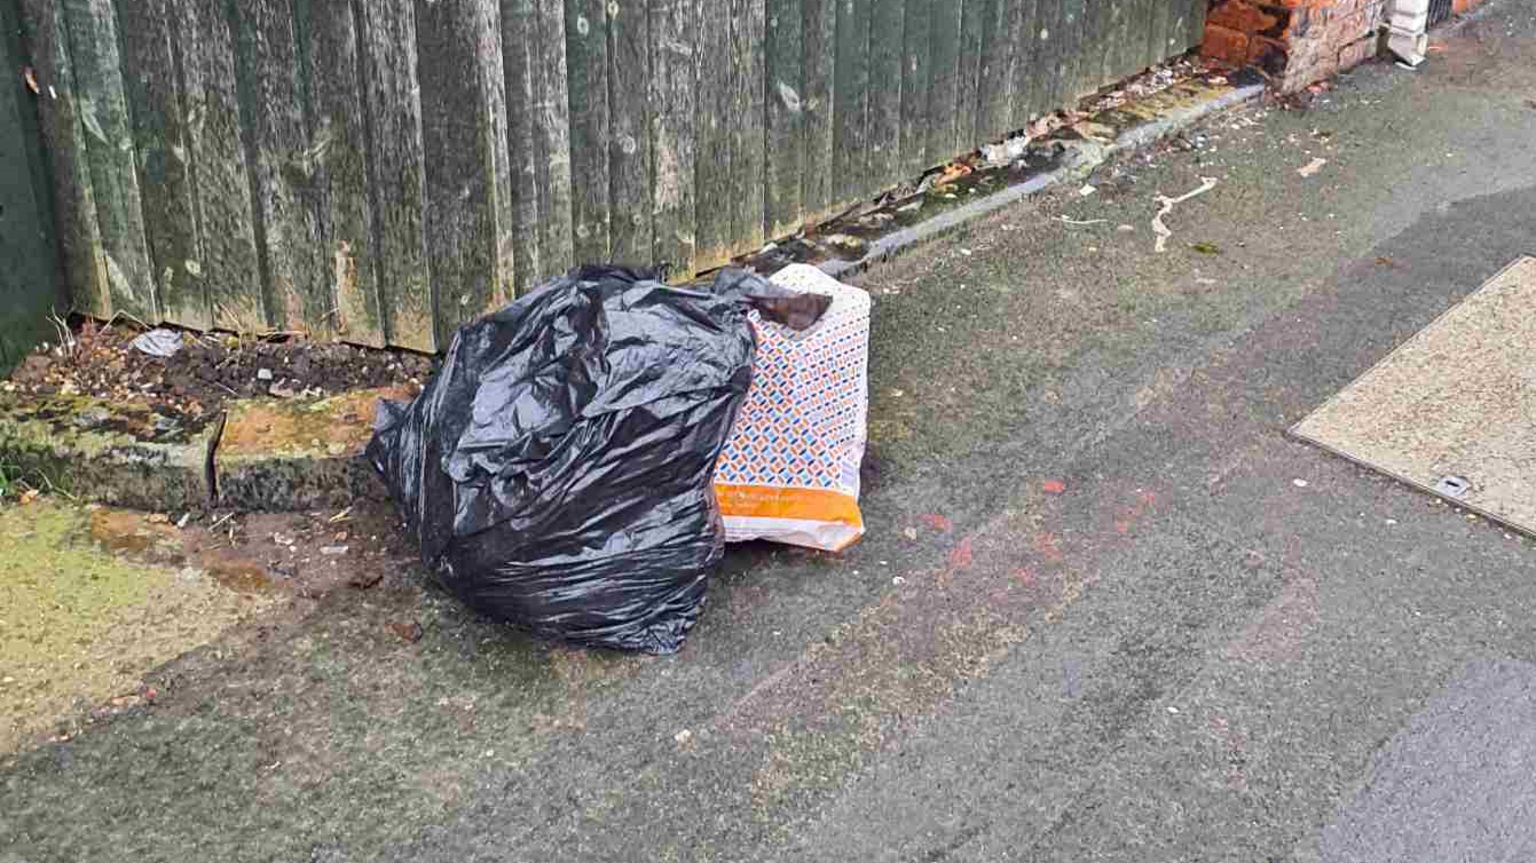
(713, 264, 870, 552)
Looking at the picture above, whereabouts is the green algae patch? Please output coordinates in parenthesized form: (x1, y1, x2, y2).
(0, 500, 277, 753)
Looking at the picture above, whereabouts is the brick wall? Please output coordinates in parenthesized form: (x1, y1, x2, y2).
(1202, 0, 1388, 91)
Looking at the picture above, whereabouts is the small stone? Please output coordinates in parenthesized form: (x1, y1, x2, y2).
(320, 545, 349, 556)
(1292, 478, 1309, 488)
(674, 728, 693, 745)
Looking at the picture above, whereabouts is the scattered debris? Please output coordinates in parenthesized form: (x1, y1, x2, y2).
(1190, 241, 1221, 255)
(22, 66, 39, 95)
(1292, 478, 1309, 488)
(1151, 177, 1218, 253)
(1042, 479, 1067, 495)
(1079, 184, 1098, 197)
(255, 368, 274, 382)
(1297, 157, 1328, 178)
(1060, 216, 1108, 226)
(673, 728, 693, 746)
(387, 621, 423, 643)
(6, 320, 433, 425)
(319, 545, 349, 556)
(129, 328, 183, 358)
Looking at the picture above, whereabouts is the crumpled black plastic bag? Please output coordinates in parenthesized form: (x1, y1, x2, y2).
(368, 266, 782, 653)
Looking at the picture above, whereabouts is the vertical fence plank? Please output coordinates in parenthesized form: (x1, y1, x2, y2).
(293, 0, 386, 345)
(1054, 0, 1085, 101)
(172, 0, 264, 335)
(355, 0, 431, 351)
(799, 0, 836, 221)
(1007, 0, 1039, 126)
(1144, 0, 1171, 72)
(866, 0, 904, 194)
(1030, 0, 1062, 114)
(649, 0, 698, 276)
(765, 0, 804, 238)
(975, 0, 1012, 143)
(62, 0, 156, 320)
(19, 0, 109, 318)
(730, 0, 766, 251)
(532, 0, 575, 277)
(693, 0, 732, 267)
(1, 0, 65, 368)
(501, 0, 544, 292)
(232, 0, 328, 334)
(897, 0, 930, 176)
(832, 0, 870, 205)
(924, 0, 960, 166)
(953, 0, 983, 155)
(564, 0, 610, 264)
(607, 0, 651, 266)
(415, 0, 516, 344)
(117, 0, 209, 329)
(1183, 0, 1207, 52)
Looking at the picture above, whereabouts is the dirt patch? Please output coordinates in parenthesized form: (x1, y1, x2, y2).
(5, 320, 436, 429)
(0, 495, 421, 754)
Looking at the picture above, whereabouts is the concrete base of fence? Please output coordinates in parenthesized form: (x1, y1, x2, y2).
(0, 79, 1264, 516)
(820, 80, 1267, 281)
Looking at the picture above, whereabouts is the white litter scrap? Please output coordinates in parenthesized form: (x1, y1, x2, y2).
(1297, 157, 1328, 178)
(1151, 177, 1218, 253)
(130, 328, 183, 357)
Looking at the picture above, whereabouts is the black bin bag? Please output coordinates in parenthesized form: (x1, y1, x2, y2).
(369, 266, 803, 654)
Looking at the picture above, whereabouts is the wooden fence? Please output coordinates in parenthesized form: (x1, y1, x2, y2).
(2, 0, 64, 372)
(14, 0, 1205, 352)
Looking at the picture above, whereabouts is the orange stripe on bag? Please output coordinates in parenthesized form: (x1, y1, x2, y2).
(714, 484, 865, 529)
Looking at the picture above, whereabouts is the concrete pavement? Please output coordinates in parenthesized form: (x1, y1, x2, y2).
(4, 4, 1536, 860)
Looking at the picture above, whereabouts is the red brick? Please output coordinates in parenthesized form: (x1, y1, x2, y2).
(1337, 33, 1378, 69)
(1208, 0, 1284, 34)
(1201, 24, 1252, 64)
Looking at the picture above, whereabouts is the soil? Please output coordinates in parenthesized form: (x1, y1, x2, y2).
(5, 320, 436, 427)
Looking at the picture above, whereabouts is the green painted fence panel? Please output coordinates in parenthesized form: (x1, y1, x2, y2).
(10, 0, 1206, 351)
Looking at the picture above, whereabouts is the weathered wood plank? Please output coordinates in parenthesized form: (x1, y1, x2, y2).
(693, 0, 733, 267)
(1054, 0, 1087, 102)
(975, 0, 1013, 143)
(998, 0, 1030, 128)
(648, 0, 698, 276)
(415, 0, 516, 345)
(799, 0, 836, 221)
(564, 0, 610, 264)
(867, 0, 904, 194)
(293, 0, 385, 345)
(117, 0, 209, 329)
(923, 0, 961, 167)
(168, 0, 265, 335)
(60, 0, 156, 321)
(954, 0, 984, 154)
(765, 0, 804, 238)
(531, 0, 575, 278)
(832, 0, 871, 205)
(500, 0, 545, 292)
(732, 0, 767, 250)
(1005, 0, 1039, 126)
(1055, 0, 1081, 108)
(231, 0, 326, 334)
(355, 0, 432, 351)
(17, 0, 109, 318)
(1182, 0, 1208, 53)
(897, 0, 931, 176)
(0, 0, 66, 367)
(607, 0, 652, 267)
(1030, 0, 1063, 115)
(1144, 0, 1172, 71)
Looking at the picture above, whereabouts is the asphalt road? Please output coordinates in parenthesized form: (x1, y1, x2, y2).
(4, 4, 1536, 861)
